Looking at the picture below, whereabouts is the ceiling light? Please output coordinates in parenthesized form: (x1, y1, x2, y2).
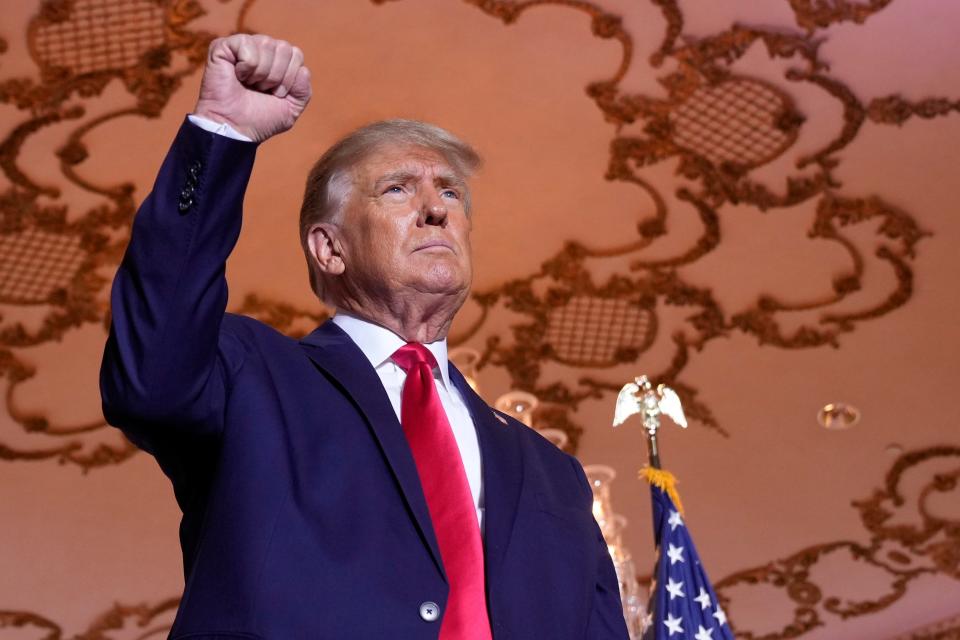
(818, 402, 861, 430)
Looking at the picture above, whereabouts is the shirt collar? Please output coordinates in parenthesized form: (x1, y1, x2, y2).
(331, 311, 451, 389)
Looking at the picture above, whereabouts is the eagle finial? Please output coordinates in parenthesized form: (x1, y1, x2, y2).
(612, 376, 687, 433)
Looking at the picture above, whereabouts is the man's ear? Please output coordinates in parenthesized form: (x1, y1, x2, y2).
(307, 223, 345, 276)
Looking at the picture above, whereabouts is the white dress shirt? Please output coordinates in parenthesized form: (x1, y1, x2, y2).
(331, 312, 485, 532)
(187, 114, 253, 141)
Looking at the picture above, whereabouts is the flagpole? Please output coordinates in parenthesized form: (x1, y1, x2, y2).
(613, 375, 734, 638)
(634, 376, 664, 470)
(647, 429, 662, 470)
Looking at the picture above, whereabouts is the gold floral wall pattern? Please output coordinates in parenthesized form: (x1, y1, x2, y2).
(0, 0, 958, 637)
(0, 0, 328, 470)
(0, 0, 213, 469)
(0, 0, 943, 462)
(438, 0, 934, 450)
(714, 446, 960, 639)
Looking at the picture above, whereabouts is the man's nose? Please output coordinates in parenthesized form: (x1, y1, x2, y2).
(418, 193, 448, 227)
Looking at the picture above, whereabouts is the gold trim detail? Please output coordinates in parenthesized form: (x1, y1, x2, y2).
(0, 0, 951, 467)
(714, 446, 960, 638)
(437, 0, 935, 450)
(787, 0, 895, 32)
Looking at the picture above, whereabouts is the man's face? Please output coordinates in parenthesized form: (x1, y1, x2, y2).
(334, 143, 473, 306)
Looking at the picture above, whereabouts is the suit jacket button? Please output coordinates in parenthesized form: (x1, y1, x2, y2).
(419, 601, 440, 622)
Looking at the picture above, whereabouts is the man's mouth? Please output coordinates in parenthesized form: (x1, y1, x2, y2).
(414, 240, 454, 253)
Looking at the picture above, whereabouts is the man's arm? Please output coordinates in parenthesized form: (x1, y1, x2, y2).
(100, 35, 311, 449)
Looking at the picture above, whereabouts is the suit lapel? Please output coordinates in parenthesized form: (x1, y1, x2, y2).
(449, 365, 524, 592)
(299, 321, 445, 578)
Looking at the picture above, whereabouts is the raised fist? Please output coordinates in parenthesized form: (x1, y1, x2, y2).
(193, 34, 312, 143)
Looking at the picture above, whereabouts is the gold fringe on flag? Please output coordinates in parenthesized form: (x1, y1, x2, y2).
(639, 466, 685, 516)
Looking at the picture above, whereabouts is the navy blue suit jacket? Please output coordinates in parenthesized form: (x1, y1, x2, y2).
(100, 120, 629, 640)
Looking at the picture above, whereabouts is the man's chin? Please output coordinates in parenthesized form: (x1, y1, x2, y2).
(409, 262, 468, 290)
(408, 273, 470, 300)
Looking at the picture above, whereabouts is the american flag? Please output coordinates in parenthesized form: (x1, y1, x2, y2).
(641, 485, 733, 640)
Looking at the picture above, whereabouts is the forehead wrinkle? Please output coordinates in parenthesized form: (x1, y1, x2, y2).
(371, 166, 466, 191)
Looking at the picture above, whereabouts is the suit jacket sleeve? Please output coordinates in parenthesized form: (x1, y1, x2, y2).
(100, 118, 259, 452)
(571, 457, 632, 639)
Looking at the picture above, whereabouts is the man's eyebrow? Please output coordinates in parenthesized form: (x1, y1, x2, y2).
(373, 170, 418, 189)
(372, 169, 466, 190)
(435, 173, 467, 189)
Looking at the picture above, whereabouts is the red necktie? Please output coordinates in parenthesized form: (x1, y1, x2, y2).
(392, 344, 493, 640)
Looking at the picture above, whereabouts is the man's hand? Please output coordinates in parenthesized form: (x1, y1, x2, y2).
(193, 34, 312, 143)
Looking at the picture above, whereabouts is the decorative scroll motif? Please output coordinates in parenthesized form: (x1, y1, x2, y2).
(0, 0, 955, 637)
(907, 625, 960, 640)
(0, 0, 952, 464)
(1, 445, 955, 638)
(731, 193, 926, 348)
(0, 597, 178, 639)
(867, 95, 960, 126)
(787, 0, 895, 32)
(437, 0, 937, 447)
(714, 446, 960, 639)
(0, 0, 220, 470)
(891, 613, 960, 640)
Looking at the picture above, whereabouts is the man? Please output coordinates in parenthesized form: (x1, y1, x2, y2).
(101, 33, 628, 640)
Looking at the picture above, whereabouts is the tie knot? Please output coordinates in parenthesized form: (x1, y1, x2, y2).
(391, 343, 437, 372)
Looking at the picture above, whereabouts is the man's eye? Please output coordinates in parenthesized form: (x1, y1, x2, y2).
(385, 185, 404, 194)
(441, 189, 460, 199)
